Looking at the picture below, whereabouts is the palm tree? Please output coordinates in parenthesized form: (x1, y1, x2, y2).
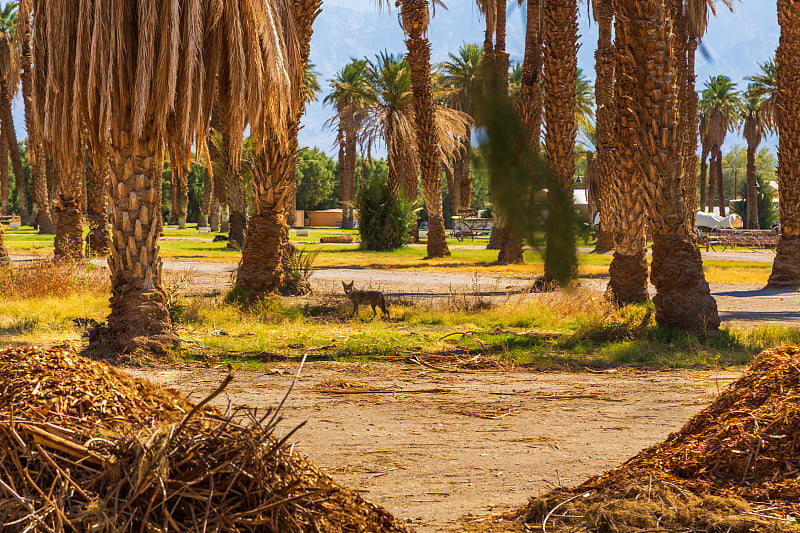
(353, 53, 418, 201)
(235, 0, 322, 298)
(606, 0, 649, 305)
(616, 0, 719, 330)
(699, 75, 743, 216)
(325, 59, 371, 230)
(768, 3, 800, 289)
(0, 3, 26, 227)
(377, 0, 451, 259)
(33, 0, 298, 353)
(18, 0, 52, 234)
(543, 0, 579, 281)
(681, 0, 734, 217)
(589, 0, 615, 253)
(439, 43, 483, 215)
(740, 87, 772, 230)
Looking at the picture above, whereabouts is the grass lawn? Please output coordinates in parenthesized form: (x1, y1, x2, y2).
(0, 259, 796, 372)
(2, 223, 775, 284)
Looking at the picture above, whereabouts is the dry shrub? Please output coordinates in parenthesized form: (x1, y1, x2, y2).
(0, 260, 109, 299)
(523, 346, 800, 531)
(0, 347, 410, 532)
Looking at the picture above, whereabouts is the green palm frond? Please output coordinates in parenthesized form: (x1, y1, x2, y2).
(699, 75, 744, 145)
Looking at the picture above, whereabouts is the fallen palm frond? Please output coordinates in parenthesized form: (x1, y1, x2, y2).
(522, 345, 800, 532)
(0, 346, 410, 532)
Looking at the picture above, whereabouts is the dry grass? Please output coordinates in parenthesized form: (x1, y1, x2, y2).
(0, 260, 109, 299)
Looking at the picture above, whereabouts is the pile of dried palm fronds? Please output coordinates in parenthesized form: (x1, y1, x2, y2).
(523, 346, 800, 532)
(0, 347, 409, 532)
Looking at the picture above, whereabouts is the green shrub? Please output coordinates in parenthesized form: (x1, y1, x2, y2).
(356, 175, 415, 251)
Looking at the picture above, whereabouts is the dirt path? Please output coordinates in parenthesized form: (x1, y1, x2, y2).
(127, 363, 740, 532)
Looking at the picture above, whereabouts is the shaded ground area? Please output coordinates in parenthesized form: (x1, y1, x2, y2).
(127, 363, 740, 532)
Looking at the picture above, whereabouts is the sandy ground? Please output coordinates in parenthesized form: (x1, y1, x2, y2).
(126, 363, 740, 532)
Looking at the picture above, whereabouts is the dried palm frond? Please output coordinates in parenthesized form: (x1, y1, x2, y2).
(32, 0, 300, 174)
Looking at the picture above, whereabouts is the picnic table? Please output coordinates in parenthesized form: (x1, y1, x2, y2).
(698, 227, 779, 252)
(451, 215, 494, 241)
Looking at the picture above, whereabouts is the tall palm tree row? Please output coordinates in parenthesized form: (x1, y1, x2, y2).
(542, 0, 579, 281)
(236, 0, 323, 298)
(699, 75, 742, 217)
(618, 0, 719, 330)
(32, 0, 298, 354)
(589, 0, 615, 254)
(768, 1, 800, 289)
(381, 0, 451, 258)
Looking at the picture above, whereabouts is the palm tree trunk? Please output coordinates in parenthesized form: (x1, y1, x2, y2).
(620, 0, 718, 331)
(86, 155, 110, 256)
(746, 143, 759, 229)
(699, 143, 709, 210)
(0, 222, 8, 266)
(592, 0, 615, 253)
(457, 129, 473, 211)
(607, 0, 649, 305)
(443, 159, 460, 215)
(170, 150, 189, 229)
(491, 0, 523, 265)
(768, 0, 800, 288)
(101, 133, 176, 352)
(168, 166, 178, 225)
(235, 0, 322, 296)
(706, 146, 716, 213)
(543, 0, 578, 280)
(227, 175, 247, 249)
(336, 125, 349, 227)
(210, 197, 221, 232)
(0, 133, 7, 215)
(53, 169, 83, 262)
(715, 149, 726, 216)
(18, 2, 53, 234)
(236, 144, 293, 295)
(683, 38, 701, 219)
(403, 2, 449, 259)
(198, 162, 213, 228)
(0, 81, 29, 226)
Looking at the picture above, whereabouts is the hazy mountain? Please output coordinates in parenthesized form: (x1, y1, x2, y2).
(303, 0, 780, 155)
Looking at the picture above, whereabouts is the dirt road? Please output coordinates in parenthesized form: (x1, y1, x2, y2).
(128, 363, 739, 532)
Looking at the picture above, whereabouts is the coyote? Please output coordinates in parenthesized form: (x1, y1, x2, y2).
(342, 281, 390, 319)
